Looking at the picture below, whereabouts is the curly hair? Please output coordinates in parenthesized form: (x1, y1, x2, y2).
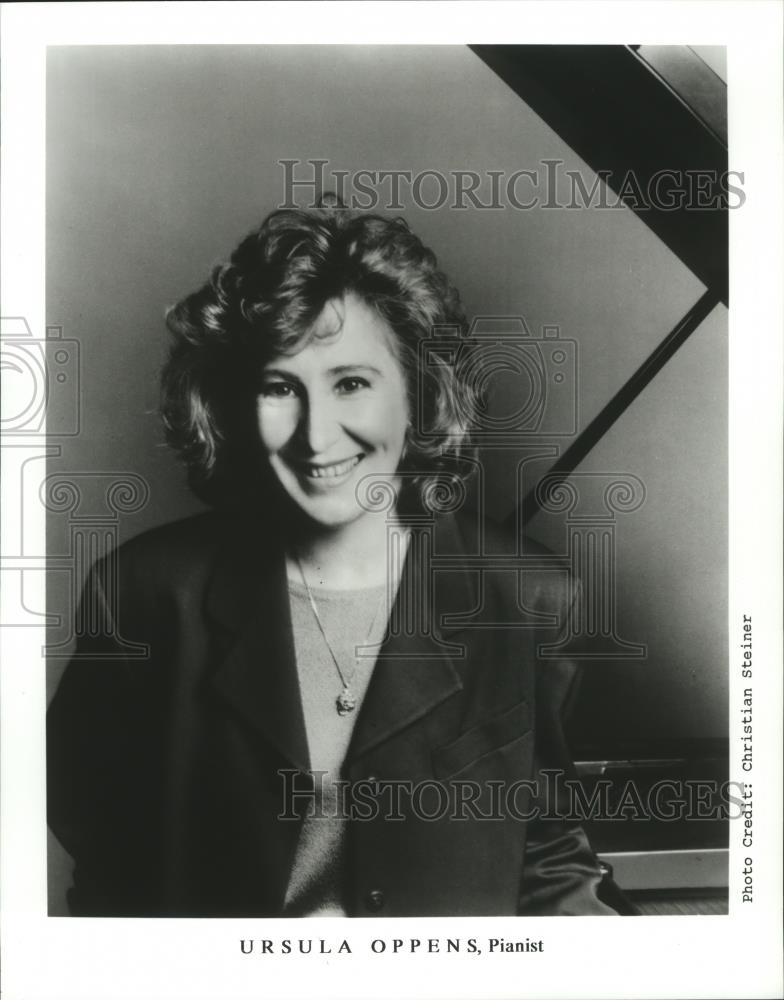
(161, 203, 478, 510)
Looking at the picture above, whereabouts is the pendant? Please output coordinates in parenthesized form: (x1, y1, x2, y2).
(336, 688, 357, 715)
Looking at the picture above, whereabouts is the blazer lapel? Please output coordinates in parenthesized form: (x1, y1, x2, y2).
(206, 517, 310, 773)
(202, 512, 475, 771)
(346, 514, 473, 763)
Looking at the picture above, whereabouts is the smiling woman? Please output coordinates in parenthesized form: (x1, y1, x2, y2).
(46, 202, 626, 917)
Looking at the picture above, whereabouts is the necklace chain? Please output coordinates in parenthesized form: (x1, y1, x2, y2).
(294, 554, 386, 716)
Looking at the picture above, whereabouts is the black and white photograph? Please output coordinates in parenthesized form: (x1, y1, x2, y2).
(1, 3, 782, 999)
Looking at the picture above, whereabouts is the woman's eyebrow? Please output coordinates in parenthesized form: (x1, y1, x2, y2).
(260, 367, 300, 380)
(327, 364, 383, 377)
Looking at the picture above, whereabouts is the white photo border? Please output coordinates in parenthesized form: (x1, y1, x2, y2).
(1, 3, 782, 999)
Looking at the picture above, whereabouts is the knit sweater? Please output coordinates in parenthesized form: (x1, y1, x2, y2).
(282, 578, 388, 916)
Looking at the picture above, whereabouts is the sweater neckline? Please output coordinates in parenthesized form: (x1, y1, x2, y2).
(287, 577, 388, 600)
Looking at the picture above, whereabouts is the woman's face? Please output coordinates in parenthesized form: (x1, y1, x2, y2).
(256, 293, 410, 530)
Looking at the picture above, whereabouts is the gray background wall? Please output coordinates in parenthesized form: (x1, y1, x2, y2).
(45, 46, 727, 903)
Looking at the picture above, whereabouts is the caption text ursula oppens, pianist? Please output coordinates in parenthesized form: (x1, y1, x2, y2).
(238, 936, 545, 956)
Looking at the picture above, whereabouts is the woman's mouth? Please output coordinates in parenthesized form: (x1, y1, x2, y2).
(296, 455, 363, 480)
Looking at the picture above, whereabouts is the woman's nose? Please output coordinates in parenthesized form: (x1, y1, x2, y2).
(297, 391, 341, 455)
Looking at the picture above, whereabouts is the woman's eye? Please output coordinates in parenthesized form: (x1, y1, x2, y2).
(260, 381, 297, 399)
(336, 376, 370, 395)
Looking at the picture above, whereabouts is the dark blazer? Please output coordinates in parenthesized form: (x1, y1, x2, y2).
(47, 509, 621, 917)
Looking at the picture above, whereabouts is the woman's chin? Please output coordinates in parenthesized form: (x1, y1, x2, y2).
(284, 491, 367, 531)
(305, 506, 366, 531)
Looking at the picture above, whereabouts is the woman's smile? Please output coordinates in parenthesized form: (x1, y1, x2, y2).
(294, 454, 364, 484)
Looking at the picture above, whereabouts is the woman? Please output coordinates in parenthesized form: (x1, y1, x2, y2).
(47, 203, 622, 917)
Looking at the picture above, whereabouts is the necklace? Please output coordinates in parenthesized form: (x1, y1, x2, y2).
(294, 555, 386, 716)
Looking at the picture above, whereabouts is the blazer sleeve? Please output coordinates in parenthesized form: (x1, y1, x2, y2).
(516, 577, 621, 916)
(46, 560, 147, 915)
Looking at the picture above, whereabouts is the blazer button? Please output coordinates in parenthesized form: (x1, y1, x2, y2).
(365, 890, 385, 912)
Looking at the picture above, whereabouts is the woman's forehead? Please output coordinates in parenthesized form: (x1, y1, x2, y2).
(266, 293, 402, 371)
